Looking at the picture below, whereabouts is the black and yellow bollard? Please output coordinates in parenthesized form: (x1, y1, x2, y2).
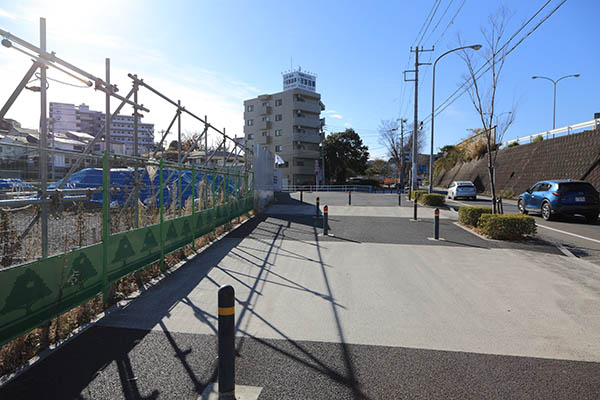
(398, 191, 401, 206)
(218, 285, 235, 399)
(316, 197, 320, 217)
(323, 205, 329, 236)
(413, 198, 418, 220)
(434, 208, 440, 239)
(348, 191, 352, 206)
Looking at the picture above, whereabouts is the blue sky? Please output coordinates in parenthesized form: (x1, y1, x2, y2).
(0, 0, 597, 159)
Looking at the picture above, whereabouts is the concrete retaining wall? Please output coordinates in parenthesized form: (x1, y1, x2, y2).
(434, 129, 600, 195)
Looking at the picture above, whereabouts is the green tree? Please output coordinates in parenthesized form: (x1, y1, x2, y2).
(366, 159, 390, 176)
(324, 129, 370, 183)
(168, 140, 178, 151)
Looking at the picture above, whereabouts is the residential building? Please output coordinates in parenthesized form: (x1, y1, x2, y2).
(49, 102, 155, 155)
(187, 150, 245, 169)
(243, 68, 325, 187)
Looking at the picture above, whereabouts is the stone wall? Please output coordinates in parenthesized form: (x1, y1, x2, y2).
(434, 129, 600, 195)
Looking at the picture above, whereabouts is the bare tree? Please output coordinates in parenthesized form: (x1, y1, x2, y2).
(459, 6, 516, 213)
(378, 119, 426, 187)
(378, 119, 402, 185)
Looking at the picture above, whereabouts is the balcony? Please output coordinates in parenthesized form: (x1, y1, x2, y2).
(293, 101, 321, 114)
(257, 120, 272, 130)
(260, 105, 272, 115)
(293, 149, 320, 159)
(292, 164, 318, 175)
(293, 116, 320, 129)
(257, 135, 272, 145)
(293, 133, 322, 144)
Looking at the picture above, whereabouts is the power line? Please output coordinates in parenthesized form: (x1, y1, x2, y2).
(416, 0, 443, 47)
(423, 0, 562, 123)
(423, 0, 455, 46)
(432, 0, 467, 47)
(413, 0, 441, 47)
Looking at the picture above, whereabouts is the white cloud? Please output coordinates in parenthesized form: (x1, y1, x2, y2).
(323, 109, 343, 120)
(0, 8, 17, 19)
(0, 18, 262, 148)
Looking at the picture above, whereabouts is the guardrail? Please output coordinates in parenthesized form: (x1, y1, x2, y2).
(502, 118, 600, 146)
(282, 185, 373, 193)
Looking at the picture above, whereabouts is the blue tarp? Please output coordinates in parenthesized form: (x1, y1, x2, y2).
(0, 178, 35, 191)
(49, 168, 238, 206)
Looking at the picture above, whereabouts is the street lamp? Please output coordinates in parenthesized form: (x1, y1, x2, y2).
(531, 74, 580, 130)
(429, 44, 482, 193)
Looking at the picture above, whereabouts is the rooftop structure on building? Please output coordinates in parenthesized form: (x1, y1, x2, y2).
(244, 68, 325, 187)
(49, 102, 155, 156)
(282, 67, 317, 92)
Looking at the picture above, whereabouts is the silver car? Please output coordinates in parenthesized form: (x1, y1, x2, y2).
(447, 181, 477, 200)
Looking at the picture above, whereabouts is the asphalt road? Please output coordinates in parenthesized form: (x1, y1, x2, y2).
(439, 188, 600, 264)
(2, 191, 600, 399)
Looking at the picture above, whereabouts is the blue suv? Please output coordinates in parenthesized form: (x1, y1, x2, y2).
(518, 180, 600, 223)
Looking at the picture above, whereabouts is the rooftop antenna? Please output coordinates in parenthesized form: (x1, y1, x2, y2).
(290, 56, 293, 70)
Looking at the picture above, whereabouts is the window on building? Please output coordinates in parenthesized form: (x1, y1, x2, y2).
(247, 119, 253, 126)
(262, 102, 270, 107)
(248, 134, 254, 140)
(275, 129, 282, 136)
(262, 131, 270, 136)
(275, 114, 282, 121)
(296, 160, 304, 166)
(275, 99, 282, 106)
(262, 116, 270, 122)
(247, 105, 254, 112)
(275, 145, 282, 152)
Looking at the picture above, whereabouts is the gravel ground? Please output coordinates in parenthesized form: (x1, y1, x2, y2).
(1, 204, 194, 267)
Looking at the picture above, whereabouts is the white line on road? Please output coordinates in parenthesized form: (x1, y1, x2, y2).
(537, 224, 600, 244)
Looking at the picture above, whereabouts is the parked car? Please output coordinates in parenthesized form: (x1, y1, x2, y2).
(518, 180, 600, 222)
(447, 181, 477, 200)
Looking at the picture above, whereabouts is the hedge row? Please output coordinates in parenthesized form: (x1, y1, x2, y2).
(418, 193, 445, 206)
(458, 206, 492, 227)
(411, 190, 427, 201)
(458, 206, 536, 240)
(478, 214, 537, 240)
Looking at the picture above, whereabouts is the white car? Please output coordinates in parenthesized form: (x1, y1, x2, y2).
(447, 181, 477, 200)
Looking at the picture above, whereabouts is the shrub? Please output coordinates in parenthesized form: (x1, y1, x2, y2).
(498, 189, 516, 199)
(532, 135, 543, 143)
(477, 214, 537, 240)
(458, 206, 492, 227)
(507, 142, 520, 148)
(411, 190, 427, 201)
(419, 193, 445, 206)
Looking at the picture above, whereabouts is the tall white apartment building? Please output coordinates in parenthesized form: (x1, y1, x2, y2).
(243, 68, 325, 187)
(49, 102, 155, 155)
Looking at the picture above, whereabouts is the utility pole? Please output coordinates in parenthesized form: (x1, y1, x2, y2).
(404, 46, 433, 191)
(39, 17, 48, 258)
(399, 119, 406, 191)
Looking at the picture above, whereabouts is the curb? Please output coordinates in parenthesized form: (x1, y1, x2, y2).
(452, 222, 496, 242)
(0, 213, 256, 388)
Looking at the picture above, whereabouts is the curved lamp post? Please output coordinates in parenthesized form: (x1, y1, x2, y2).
(531, 74, 580, 130)
(429, 44, 482, 193)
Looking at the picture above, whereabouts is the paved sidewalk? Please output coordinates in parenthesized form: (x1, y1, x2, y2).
(2, 192, 600, 399)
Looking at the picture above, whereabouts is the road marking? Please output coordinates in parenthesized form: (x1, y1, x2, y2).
(537, 224, 600, 244)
